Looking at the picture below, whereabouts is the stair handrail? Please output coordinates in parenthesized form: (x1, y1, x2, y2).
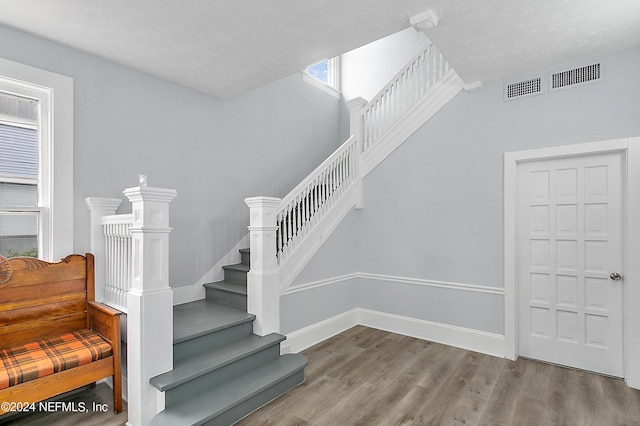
(275, 135, 358, 264)
(246, 41, 461, 335)
(361, 41, 450, 151)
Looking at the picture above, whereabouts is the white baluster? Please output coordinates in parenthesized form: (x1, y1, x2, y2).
(297, 196, 302, 235)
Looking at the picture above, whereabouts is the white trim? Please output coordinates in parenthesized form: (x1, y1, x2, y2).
(358, 309, 505, 358)
(285, 309, 358, 353)
(284, 307, 505, 358)
(0, 175, 38, 185)
(301, 72, 341, 99)
(173, 234, 250, 305)
(359, 272, 504, 295)
(463, 81, 484, 92)
(286, 271, 503, 297)
(624, 139, 640, 389)
(0, 116, 37, 129)
(284, 273, 358, 296)
(0, 57, 73, 261)
(504, 137, 640, 389)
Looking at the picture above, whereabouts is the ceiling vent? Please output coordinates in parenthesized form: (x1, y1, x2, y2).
(504, 77, 543, 101)
(550, 63, 602, 91)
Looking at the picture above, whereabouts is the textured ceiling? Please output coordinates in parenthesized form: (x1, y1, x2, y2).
(423, 0, 640, 85)
(0, 0, 638, 98)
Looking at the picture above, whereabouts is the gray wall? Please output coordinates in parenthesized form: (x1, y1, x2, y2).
(357, 46, 640, 333)
(0, 23, 345, 287)
(290, 209, 358, 285)
(281, 45, 640, 336)
(281, 210, 358, 334)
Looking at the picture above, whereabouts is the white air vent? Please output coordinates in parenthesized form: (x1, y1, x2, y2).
(550, 63, 602, 91)
(504, 77, 543, 101)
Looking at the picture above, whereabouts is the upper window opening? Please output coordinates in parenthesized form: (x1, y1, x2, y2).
(307, 61, 329, 84)
(304, 57, 340, 94)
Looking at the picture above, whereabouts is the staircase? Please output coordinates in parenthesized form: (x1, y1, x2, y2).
(90, 39, 463, 425)
(150, 249, 307, 425)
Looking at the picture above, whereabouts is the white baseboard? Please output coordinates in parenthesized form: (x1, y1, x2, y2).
(357, 309, 505, 358)
(285, 308, 505, 358)
(285, 309, 359, 353)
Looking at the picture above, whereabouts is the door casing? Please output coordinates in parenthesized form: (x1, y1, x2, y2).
(504, 137, 640, 389)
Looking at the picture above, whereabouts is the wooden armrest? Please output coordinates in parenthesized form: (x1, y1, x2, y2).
(87, 301, 123, 414)
(88, 301, 122, 345)
(88, 301, 123, 317)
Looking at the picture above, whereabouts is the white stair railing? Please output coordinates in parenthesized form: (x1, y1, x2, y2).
(102, 213, 133, 313)
(276, 136, 357, 264)
(362, 41, 450, 152)
(86, 180, 177, 426)
(246, 41, 462, 336)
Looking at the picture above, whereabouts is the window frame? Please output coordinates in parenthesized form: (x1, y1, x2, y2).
(0, 58, 73, 261)
(302, 57, 341, 99)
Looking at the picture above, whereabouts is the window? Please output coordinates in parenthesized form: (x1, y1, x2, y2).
(0, 94, 39, 257)
(303, 57, 340, 98)
(0, 58, 73, 261)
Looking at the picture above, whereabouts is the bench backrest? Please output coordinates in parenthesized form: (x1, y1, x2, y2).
(0, 253, 95, 348)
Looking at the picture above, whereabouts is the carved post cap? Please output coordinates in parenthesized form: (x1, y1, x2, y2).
(345, 97, 368, 110)
(84, 197, 123, 212)
(244, 196, 281, 228)
(124, 186, 177, 230)
(123, 186, 177, 204)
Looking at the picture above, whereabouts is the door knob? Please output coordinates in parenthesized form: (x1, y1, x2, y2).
(610, 272, 622, 281)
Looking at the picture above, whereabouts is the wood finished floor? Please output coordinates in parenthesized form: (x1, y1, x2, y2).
(3, 325, 640, 425)
(237, 326, 640, 426)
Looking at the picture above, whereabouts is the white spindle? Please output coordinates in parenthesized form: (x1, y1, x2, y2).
(272, 136, 358, 264)
(101, 214, 133, 313)
(359, 42, 450, 152)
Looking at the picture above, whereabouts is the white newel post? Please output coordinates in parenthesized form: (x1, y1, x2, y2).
(84, 197, 123, 302)
(244, 196, 281, 336)
(347, 97, 367, 209)
(124, 184, 177, 426)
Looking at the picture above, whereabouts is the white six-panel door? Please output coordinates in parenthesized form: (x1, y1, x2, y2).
(518, 152, 624, 376)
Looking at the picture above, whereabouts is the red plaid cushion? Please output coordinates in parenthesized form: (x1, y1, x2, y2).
(0, 329, 112, 390)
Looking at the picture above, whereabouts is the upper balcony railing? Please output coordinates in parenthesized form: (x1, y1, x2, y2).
(362, 42, 450, 152)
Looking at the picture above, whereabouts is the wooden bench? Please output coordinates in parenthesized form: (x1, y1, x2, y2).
(0, 253, 123, 415)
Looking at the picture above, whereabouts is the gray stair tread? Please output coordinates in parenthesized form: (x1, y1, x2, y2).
(222, 263, 250, 273)
(150, 333, 285, 391)
(173, 300, 254, 344)
(151, 354, 307, 426)
(203, 280, 247, 295)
